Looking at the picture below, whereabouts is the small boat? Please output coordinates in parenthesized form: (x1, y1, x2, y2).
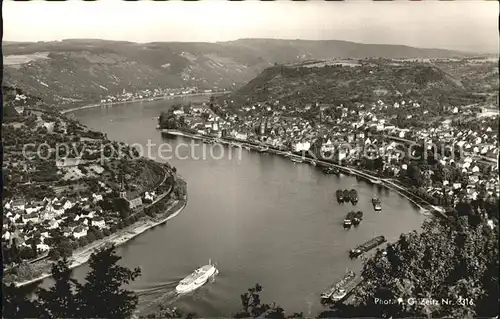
(310, 160, 317, 166)
(323, 167, 339, 175)
(350, 189, 358, 205)
(343, 211, 356, 229)
(321, 270, 356, 301)
(352, 211, 363, 226)
(372, 196, 382, 211)
(258, 146, 269, 153)
(343, 189, 351, 202)
(175, 260, 218, 294)
(290, 157, 304, 163)
(202, 138, 215, 144)
(336, 190, 344, 203)
(349, 236, 386, 258)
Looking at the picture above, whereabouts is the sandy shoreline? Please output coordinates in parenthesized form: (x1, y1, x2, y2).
(15, 199, 187, 287)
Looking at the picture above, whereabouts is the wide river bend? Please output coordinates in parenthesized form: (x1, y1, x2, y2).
(41, 98, 426, 317)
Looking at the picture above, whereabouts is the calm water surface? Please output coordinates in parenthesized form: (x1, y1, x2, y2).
(43, 99, 426, 317)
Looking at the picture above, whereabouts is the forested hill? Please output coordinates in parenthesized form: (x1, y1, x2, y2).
(3, 38, 476, 106)
(223, 58, 496, 109)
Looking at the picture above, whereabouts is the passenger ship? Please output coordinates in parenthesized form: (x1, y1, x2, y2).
(175, 260, 218, 294)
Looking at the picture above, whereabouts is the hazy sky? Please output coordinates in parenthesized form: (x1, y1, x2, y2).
(3, 0, 498, 53)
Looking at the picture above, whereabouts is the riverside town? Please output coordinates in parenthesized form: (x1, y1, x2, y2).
(2, 1, 499, 319)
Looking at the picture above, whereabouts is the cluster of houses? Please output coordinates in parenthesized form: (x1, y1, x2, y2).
(98, 86, 214, 104)
(2, 186, 160, 257)
(174, 97, 499, 206)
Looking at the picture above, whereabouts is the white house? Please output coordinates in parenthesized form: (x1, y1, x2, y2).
(293, 141, 311, 152)
(62, 227, 73, 237)
(63, 200, 73, 210)
(321, 139, 335, 153)
(43, 122, 55, 133)
(487, 219, 495, 230)
(40, 210, 55, 221)
(14, 106, 25, 115)
(93, 218, 106, 229)
(92, 193, 103, 203)
(73, 227, 87, 239)
(469, 175, 480, 184)
(144, 192, 154, 201)
(25, 205, 43, 215)
(12, 200, 25, 211)
(37, 243, 50, 252)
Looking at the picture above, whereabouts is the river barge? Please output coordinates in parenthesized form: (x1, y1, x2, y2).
(336, 190, 344, 203)
(343, 211, 356, 228)
(352, 211, 363, 226)
(372, 196, 382, 211)
(349, 235, 386, 258)
(321, 270, 356, 302)
(350, 189, 358, 204)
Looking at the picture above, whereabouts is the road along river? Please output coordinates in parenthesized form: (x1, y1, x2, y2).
(41, 98, 426, 317)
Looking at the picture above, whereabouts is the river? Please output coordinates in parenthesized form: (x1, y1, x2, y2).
(41, 98, 427, 317)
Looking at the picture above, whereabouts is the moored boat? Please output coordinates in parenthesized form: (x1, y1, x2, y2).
(321, 270, 356, 301)
(352, 211, 363, 226)
(343, 211, 356, 228)
(331, 288, 348, 302)
(349, 236, 386, 258)
(203, 138, 215, 144)
(350, 189, 358, 204)
(290, 157, 304, 163)
(323, 167, 339, 175)
(336, 190, 344, 203)
(175, 260, 218, 294)
(343, 189, 351, 202)
(372, 196, 382, 211)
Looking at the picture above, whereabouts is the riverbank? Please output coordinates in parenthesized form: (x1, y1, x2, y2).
(160, 129, 446, 218)
(61, 92, 229, 114)
(14, 197, 187, 288)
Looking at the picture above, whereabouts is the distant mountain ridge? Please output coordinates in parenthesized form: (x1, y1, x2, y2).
(3, 38, 479, 106)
